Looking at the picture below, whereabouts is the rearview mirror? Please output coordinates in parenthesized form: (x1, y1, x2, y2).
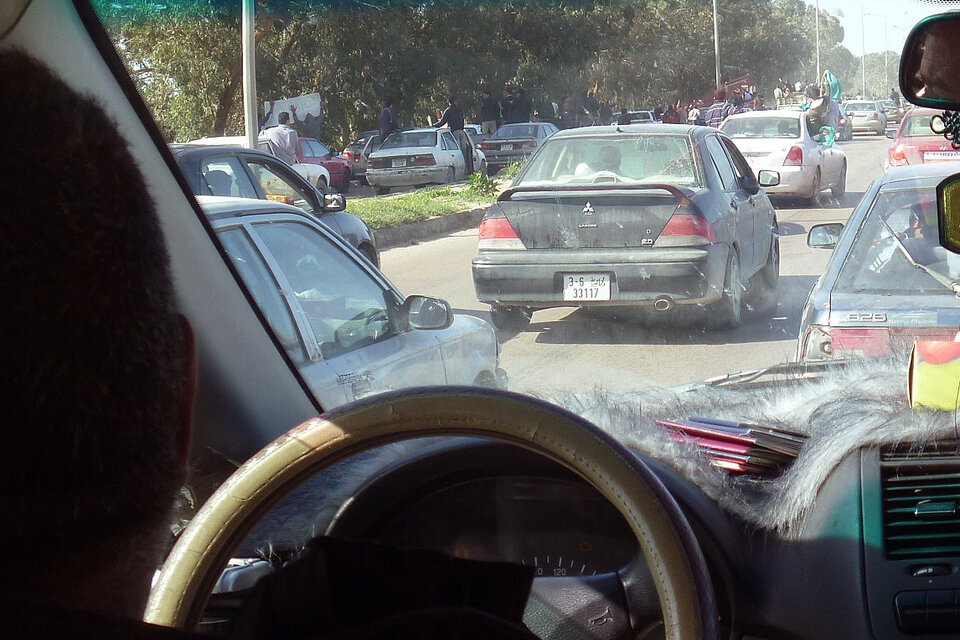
(900, 13, 960, 109)
(323, 193, 346, 212)
(402, 295, 453, 330)
(808, 223, 844, 249)
(758, 170, 780, 188)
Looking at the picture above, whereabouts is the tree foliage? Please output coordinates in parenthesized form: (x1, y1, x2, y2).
(95, 0, 868, 147)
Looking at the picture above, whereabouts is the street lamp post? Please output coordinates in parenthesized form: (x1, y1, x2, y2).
(816, 0, 821, 80)
(861, 4, 866, 97)
(713, 0, 721, 90)
(242, 0, 257, 150)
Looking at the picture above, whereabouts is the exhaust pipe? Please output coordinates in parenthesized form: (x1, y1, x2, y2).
(653, 297, 674, 312)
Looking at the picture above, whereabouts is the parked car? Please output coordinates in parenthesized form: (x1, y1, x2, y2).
(841, 100, 887, 135)
(799, 162, 960, 361)
(295, 137, 352, 192)
(628, 109, 657, 123)
(886, 107, 957, 166)
(342, 129, 378, 180)
(721, 109, 847, 203)
(186, 135, 332, 191)
(880, 99, 904, 125)
(472, 124, 781, 330)
(171, 144, 378, 265)
(366, 128, 487, 195)
(200, 196, 505, 404)
(479, 122, 558, 175)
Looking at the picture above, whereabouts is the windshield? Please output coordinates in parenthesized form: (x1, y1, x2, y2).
(516, 135, 699, 187)
(494, 124, 538, 138)
(844, 101, 876, 112)
(721, 116, 800, 138)
(379, 131, 437, 149)
(902, 112, 939, 136)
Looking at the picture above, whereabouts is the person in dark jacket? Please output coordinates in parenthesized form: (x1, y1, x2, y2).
(513, 88, 532, 122)
(500, 88, 516, 125)
(377, 97, 398, 148)
(436, 96, 473, 173)
(616, 106, 632, 126)
(479, 89, 500, 135)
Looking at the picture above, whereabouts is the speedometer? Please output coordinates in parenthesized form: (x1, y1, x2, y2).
(522, 554, 597, 577)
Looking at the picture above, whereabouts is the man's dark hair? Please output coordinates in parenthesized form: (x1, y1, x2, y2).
(0, 50, 186, 566)
(384, 97, 394, 107)
(448, 96, 456, 104)
(278, 111, 290, 124)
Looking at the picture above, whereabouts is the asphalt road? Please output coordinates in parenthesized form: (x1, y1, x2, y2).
(379, 133, 893, 395)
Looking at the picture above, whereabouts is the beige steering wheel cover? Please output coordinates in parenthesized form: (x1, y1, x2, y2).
(146, 389, 703, 640)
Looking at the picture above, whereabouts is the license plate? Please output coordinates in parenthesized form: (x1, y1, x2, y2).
(501, 144, 513, 151)
(924, 151, 960, 161)
(563, 273, 610, 301)
(392, 158, 407, 168)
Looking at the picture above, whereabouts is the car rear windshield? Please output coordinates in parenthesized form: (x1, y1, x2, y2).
(844, 102, 875, 112)
(901, 112, 939, 137)
(516, 134, 699, 187)
(721, 117, 800, 139)
(379, 131, 437, 149)
(835, 186, 960, 294)
(494, 124, 538, 139)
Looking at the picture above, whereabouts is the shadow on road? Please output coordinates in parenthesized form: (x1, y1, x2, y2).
(478, 274, 819, 347)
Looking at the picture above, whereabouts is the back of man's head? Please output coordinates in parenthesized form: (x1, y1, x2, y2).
(278, 111, 290, 124)
(0, 49, 189, 611)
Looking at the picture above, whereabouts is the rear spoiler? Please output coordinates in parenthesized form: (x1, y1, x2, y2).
(498, 183, 695, 203)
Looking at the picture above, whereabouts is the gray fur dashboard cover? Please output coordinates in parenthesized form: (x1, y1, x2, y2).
(546, 357, 960, 535)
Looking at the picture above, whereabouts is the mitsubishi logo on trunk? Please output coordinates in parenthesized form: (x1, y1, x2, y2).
(582, 202, 595, 215)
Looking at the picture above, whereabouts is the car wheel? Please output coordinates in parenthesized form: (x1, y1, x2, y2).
(359, 175, 369, 186)
(374, 186, 390, 196)
(806, 169, 821, 207)
(489, 305, 532, 332)
(831, 163, 846, 200)
(360, 243, 379, 268)
(750, 232, 779, 314)
(339, 174, 351, 194)
(445, 167, 455, 184)
(708, 251, 742, 329)
(318, 177, 328, 192)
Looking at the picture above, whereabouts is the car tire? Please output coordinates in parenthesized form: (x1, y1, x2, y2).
(750, 232, 779, 315)
(446, 167, 455, 184)
(831, 163, 846, 200)
(360, 243, 379, 268)
(490, 305, 532, 332)
(318, 177, 328, 192)
(374, 186, 390, 196)
(339, 174, 351, 194)
(707, 251, 742, 330)
(806, 169, 821, 207)
(359, 175, 369, 186)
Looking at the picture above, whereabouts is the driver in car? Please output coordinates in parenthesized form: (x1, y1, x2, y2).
(0, 49, 538, 640)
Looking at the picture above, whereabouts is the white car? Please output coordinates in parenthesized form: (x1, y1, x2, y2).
(720, 109, 847, 203)
(366, 128, 487, 195)
(841, 100, 888, 135)
(199, 195, 506, 406)
(186, 135, 332, 192)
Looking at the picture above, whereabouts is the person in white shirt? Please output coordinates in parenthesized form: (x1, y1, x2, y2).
(265, 111, 299, 165)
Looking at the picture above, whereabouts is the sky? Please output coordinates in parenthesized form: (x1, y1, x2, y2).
(803, 0, 960, 55)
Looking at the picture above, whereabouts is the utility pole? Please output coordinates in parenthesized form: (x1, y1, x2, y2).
(816, 0, 821, 80)
(713, 0, 721, 90)
(242, 0, 258, 150)
(861, 4, 866, 97)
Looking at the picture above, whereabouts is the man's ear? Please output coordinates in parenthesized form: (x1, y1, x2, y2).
(177, 314, 197, 471)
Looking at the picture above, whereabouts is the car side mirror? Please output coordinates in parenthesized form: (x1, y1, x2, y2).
(900, 13, 960, 109)
(401, 295, 453, 330)
(808, 223, 844, 249)
(886, 130, 896, 139)
(322, 193, 346, 212)
(937, 171, 960, 254)
(758, 170, 780, 188)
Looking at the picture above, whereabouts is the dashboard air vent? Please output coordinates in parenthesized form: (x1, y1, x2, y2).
(881, 450, 960, 559)
(882, 440, 960, 462)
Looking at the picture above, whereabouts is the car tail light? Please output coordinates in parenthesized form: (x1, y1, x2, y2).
(481, 142, 496, 150)
(870, 112, 879, 120)
(413, 154, 436, 166)
(839, 117, 846, 126)
(783, 145, 803, 166)
(655, 208, 716, 247)
(800, 326, 892, 361)
(369, 158, 384, 169)
(518, 141, 536, 149)
(343, 150, 354, 160)
(889, 144, 909, 166)
(478, 217, 524, 250)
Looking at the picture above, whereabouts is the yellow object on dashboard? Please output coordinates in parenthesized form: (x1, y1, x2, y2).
(266, 194, 295, 206)
(908, 340, 960, 410)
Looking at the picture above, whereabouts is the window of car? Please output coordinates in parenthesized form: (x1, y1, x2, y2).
(721, 116, 800, 139)
(901, 112, 939, 137)
(217, 226, 307, 363)
(719, 137, 756, 186)
(200, 157, 259, 198)
(252, 221, 399, 358)
(494, 124, 538, 138)
(517, 134, 699, 187)
(380, 131, 438, 149)
(844, 101, 875, 112)
(704, 135, 737, 190)
(299, 141, 315, 158)
(308, 140, 331, 157)
(441, 132, 458, 150)
(245, 160, 316, 213)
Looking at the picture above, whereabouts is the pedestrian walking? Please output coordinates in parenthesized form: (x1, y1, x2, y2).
(377, 97, 398, 148)
(703, 89, 734, 128)
(435, 96, 473, 173)
(479, 89, 499, 135)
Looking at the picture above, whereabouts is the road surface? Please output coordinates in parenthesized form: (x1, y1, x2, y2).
(379, 134, 893, 395)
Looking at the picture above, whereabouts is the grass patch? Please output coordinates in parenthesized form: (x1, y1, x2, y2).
(349, 172, 511, 229)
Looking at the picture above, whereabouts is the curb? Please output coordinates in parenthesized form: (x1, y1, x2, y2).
(373, 206, 487, 250)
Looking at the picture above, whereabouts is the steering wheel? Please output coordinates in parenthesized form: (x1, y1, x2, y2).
(146, 387, 718, 640)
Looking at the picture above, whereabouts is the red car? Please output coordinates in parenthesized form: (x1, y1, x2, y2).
(295, 137, 352, 192)
(887, 107, 959, 166)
